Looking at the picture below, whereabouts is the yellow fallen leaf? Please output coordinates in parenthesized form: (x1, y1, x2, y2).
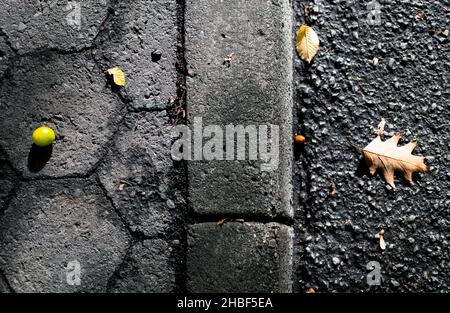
(296, 25, 320, 63)
(107, 66, 126, 87)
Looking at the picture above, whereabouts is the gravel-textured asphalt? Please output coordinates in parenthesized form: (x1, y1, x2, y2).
(293, 0, 449, 292)
(1, 0, 449, 293)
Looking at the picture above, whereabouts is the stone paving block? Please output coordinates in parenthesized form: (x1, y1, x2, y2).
(98, 112, 178, 237)
(187, 222, 293, 293)
(0, 52, 124, 178)
(93, 0, 178, 112)
(109, 239, 175, 293)
(0, 179, 129, 292)
(0, 0, 111, 54)
(185, 0, 293, 218)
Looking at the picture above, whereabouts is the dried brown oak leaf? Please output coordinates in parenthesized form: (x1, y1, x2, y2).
(362, 133, 430, 188)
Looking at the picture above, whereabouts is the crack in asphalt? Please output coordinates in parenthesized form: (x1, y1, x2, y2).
(105, 238, 135, 292)
(0, 268, 14, 293)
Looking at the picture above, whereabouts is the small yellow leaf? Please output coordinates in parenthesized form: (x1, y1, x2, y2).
(296, 25, 320, 63)
(107, 67, 126, 87)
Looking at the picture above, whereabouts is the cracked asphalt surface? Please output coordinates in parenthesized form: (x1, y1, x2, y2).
(0, 0, 449, 293)
(0, 0, 185, 292)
